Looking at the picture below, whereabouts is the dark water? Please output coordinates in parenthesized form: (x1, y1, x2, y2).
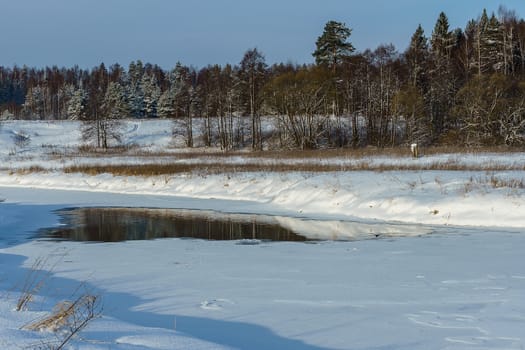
(38, 207, 309, 242)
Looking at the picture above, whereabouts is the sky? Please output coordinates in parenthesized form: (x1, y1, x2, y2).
(1, 0, 525, 70)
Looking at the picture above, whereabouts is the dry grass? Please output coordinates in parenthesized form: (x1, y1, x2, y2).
(62, 159, 525, 177)
(8, 144, 525, 176)
(14, 253, 101, 350)
(23, 294, 101, 350)
(24, 294, 99, 332)
(462, 174, 525, 194)
(486, 174, 524, 189)
(25, 300, 77, 332)
(77, 143, 140, 155)
(12, 166, 47, 175)
(16, 257, 54, 312)
(66, 144, 525, 159)
(247, 145, 525, 159)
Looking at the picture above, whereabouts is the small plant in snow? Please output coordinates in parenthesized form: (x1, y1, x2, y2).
(16, 256, 55, 311)
(24, 293, 101, 350)
(14, 253, 102, 350)
(12, 130, 31, 149)
(460, 174, 524, 196)
(434, 176, 447, 195)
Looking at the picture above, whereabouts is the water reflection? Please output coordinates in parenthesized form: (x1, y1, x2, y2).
(40, 208, 308, 242)
(38, 207, 432, 242)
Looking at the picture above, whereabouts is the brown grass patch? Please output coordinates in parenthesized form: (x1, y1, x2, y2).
(14, 165, 47, 175)
(65, 145, 525, 161)
(63, 159, 525, 176)
(461, 174, 525, 194)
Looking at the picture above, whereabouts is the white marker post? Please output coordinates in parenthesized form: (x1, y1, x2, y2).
(410, 143, 419, 158)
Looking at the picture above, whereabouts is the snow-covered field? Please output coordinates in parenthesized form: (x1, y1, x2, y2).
(1, 120, 524, 349)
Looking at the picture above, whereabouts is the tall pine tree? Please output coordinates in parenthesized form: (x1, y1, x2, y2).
(313, 21, 355, 72)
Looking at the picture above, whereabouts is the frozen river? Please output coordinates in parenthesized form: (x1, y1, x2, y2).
(1, 186, 525, 349)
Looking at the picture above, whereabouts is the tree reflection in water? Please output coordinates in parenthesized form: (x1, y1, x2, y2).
(38, 208, 308, 242)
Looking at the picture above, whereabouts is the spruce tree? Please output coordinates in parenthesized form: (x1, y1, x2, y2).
(406, 24, 429, 89)
(485, 14, 504, 72)
(66, 88, 87, 120)
(431, 12, 453, 57)
(158, 88, 175, 119)
(475, 9, 491, 75)
(428, 11, 458, 140)
(141, 74, 161, 118)
(103, 82, 130, 120)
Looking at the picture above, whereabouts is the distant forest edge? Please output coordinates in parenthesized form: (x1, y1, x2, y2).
(2, 7, 525, 150)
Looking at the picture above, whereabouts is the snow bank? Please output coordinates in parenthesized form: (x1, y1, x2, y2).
(1, 169, 524, 228)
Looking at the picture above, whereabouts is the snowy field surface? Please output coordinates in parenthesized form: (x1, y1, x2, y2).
(0, 120, 524, 349)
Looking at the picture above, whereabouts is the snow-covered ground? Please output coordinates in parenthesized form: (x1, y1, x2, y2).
(1, 120, 525, 349)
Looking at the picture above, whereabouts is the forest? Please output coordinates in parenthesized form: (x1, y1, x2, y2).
(1, 7, 525, 150)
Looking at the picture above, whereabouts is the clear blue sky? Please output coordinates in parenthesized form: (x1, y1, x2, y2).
(1, 0, 524, 69)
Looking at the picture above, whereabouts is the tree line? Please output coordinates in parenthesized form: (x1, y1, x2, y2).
(1, 7, 525, 149)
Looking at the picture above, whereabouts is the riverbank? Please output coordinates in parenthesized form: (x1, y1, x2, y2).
(2, 167, 525, 228)
(2, 120, 525, 229)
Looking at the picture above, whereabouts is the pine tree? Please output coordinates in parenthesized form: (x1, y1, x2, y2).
(313, 21, 355, 71)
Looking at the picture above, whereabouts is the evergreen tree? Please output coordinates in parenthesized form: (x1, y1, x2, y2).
(103, 82, 130, 120)
(92, 81, 129, 148)
(23, 85, 47, 119)
(405, 24, 429, 89)
(427, 11, 458, 140)
(141, 74, 161, 118)
(127, 60, 145, 117)
(474, 10, 489, 76)
(66, 87, 87, 120)
(313, 21, 355, 71)
(431, 12, 453, 58)
(485, 14, 505, 72)
(157, 88, 175, 119)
